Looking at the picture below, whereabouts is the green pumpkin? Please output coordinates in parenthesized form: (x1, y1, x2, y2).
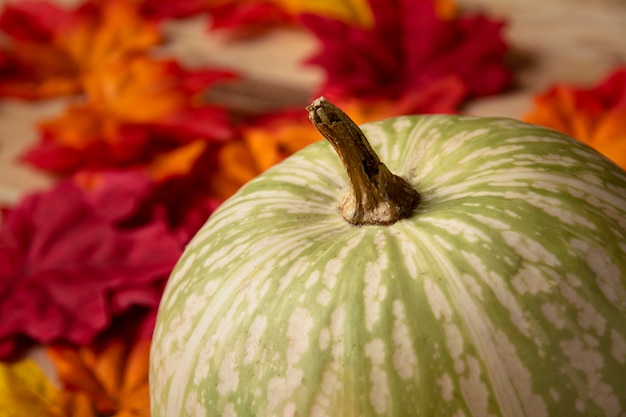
(150, 98, 626, 417)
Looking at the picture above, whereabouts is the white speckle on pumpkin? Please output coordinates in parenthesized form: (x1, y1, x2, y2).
(502, 230, 559, 267)
(283, 402, 296, 417)
(331, 304, 345, 339)
(571, 239, 625, 305)
(533, 180, 561, 193)
(611, 329, 626, 364)
(317, 289, 331, 306)
(469, 213, 510, 231)
(166, 292, 203, 349)
(427, 218, 490, 244)
(166, 254, 196, 307)
(185, 391, 204, 416)
(287, 308, 314, 365)
(244, 315, 268, 365)
(566, 274, 582, 287)
(364, 255, 388, 332)
(463, 251, 531, 338)
(460, 357, 491, 417)
(305, 270, 320, 289)
(201, 238, 241, 269)
(438, 373, 454, 402)
(561, 336, 622, 416)
(444, 323, 464, 373)
(392, 300, 417, 379)
(511, 264, 552, 295)
(203, 278, 221, 296)
(311, 305, 345, 417)
(223, 402, 237, 417)
(489, 180, 528, 188)
(217, 352, 239, 396)
(424, 279, 452, 322)
(392, 117, 412, 133)
(504, 209, 521, 218)
(267, 368, 304, 412)
(549, 388, 560, 401)
(559, 280, 606, 336)
(365, 338, 388, 415)
(445, 129, 490, 156)
(540, 303, 565, 329)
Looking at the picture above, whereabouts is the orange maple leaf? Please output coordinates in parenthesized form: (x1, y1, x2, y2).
(146, 140, 210, 181)
(211, 111, 320, 199)
(40, 56, 187, 149)
(0, 0, 161, 99)
(47, 336, 151, 417)
(25, 56, 235, 174)
(524, 67, 626, 170)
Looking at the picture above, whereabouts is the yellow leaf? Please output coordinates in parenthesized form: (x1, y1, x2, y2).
(0, 356, 65, 417)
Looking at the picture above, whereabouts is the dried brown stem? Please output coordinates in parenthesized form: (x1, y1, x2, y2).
(307, 97, 419, 226)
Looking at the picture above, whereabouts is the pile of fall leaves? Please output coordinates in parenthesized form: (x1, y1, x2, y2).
(0, 0, 624, 415)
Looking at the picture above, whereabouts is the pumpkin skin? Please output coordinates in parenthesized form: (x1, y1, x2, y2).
(150, 115, 626, 417)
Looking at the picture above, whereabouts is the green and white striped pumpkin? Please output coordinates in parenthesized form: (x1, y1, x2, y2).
(150, 99, 626, 417)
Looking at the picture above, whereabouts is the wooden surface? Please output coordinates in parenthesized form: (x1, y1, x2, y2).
(0, 0, 625, 205)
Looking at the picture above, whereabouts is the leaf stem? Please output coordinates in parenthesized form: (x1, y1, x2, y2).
(307, 97, 419, 226)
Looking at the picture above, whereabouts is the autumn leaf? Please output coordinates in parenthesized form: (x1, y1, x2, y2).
(0, 356, 66, 417)
(141, 0, 375, 28)
(146, 140, 210, 181)
(0, 171, 181, 360)
(301, 0, 510, 114)
(208, 1, 296, 31)
(139, 0, 210, 20)
(0, 0, 161, 99)
(203, 0, 457, 30)
(208, 0, 376, 29)
(210, 109, 322, 198)
(524, 67, 626, 169)
(125, 141, 225, 244)
(22, 56, 236, 174)
(47, 314, 153, 417)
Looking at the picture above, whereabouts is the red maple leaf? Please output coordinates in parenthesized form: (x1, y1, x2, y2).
(208, 2, 295, 32)
(0, 170, 181, 360)
(139, 0, 210, 20)
(301, 0, 511, 114)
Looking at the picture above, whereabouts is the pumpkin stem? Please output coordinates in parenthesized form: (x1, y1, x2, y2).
(307, 97, 420, 226)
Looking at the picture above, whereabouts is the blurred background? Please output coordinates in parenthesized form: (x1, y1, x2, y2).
(0, 0, 624, 415)
(1, 0, 625, 205)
